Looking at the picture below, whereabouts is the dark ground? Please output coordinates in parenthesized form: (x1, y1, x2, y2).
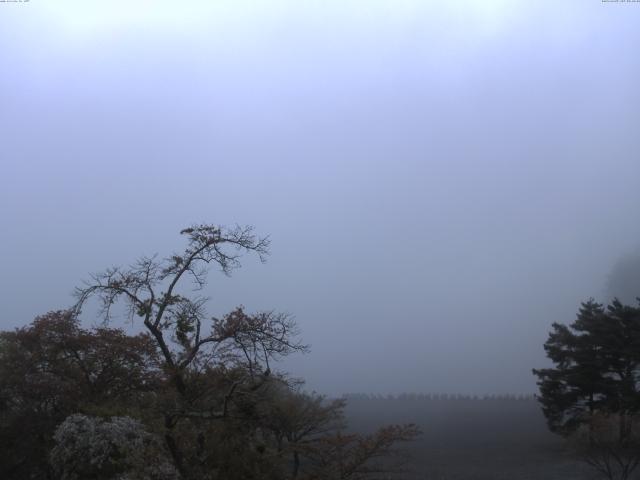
(343, 396, 597, 479)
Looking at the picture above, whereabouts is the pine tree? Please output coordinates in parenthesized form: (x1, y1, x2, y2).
(534, 299, 640, 436)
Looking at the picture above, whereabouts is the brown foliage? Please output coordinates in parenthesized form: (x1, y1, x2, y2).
(300, 424, 422, 480)
(0, 311, 161, 479)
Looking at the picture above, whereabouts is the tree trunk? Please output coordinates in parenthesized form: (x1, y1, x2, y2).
(165, 414, 187, 479)
(292, 450, 300, 478)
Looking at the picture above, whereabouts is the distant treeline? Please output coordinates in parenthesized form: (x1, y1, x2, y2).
(344, 392, 536, 401)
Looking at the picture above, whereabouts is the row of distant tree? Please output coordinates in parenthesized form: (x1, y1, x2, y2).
(344, 392, 535, 401)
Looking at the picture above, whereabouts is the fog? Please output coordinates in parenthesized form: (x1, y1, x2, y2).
(1, 0, 639, 396)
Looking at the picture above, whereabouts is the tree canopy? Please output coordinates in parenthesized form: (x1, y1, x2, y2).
(534, 299, 640, 435)
(0, 224, 419, 480)
(534, 298, 640, 479)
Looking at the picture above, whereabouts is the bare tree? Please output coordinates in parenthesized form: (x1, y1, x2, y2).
(257, 383, 347, 477)
(301, 424, 421, 480)
(73, 224, 307, 479)
(571, 413, 640, 480)
(252, 381, 421, 480)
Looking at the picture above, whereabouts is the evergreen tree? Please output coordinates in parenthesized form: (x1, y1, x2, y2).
(534, 300, 605, 434)
(534, 298, 640, 435)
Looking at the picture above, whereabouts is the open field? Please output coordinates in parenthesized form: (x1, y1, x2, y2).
(343, 396, 596, 479)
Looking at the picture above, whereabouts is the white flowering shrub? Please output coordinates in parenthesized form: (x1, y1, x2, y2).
(50, 414, 180, 480)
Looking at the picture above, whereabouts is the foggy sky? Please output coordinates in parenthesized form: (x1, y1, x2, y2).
(1, 0, 639, 396)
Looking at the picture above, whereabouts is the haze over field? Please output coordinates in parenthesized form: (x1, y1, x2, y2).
(1, 0, 639, 396)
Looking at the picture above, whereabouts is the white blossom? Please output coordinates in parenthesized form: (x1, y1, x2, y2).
(50, 414, 180, 480)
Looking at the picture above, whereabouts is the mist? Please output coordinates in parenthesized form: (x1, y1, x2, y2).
(1, 0, 639, 397)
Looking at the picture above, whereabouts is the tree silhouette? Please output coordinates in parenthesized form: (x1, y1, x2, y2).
(73, 224, 307, 478)
(534, 298, 640, 479)
(607, 252, 640, 304)
(67, 223, 419, 480)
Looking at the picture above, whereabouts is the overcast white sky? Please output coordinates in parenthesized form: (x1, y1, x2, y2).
(1, 0, 639, 395)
